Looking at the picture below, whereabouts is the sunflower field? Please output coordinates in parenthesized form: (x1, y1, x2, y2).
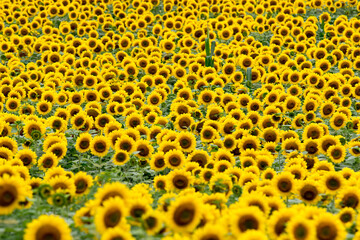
(2, 0, 360, 239)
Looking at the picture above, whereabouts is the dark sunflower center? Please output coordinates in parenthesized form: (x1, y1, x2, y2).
(238, 216, 259, 232)
(36, 225, 61, 240)
(104, 209, 121, 228)
(173, 205, 195, 226)
(94, 142, 106, 152)
(173, 175, 188, 189)
(278, 179, 292, 192)
(0, 188, 16, 207)
(75, 179, 88, 194)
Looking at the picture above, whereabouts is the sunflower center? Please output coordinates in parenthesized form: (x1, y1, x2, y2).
(21, 156, 32, 166)
(155, 158, 165, 168)
(43, 159, 54, 168)
(80, 140, 90, 149)
(317, 224, 337, 240)
(145, 216, 157, 229)
(294, 224, 307, 238)
(326, 178, 340, 190)
(131, 208, 145, 218)
(0, 187, 16, 207)
(180, 139, 190, 148)
(301, 186, 318, 201)
(238, 216, 259, 232)
(173, 175, 188, 189)
(275, 217, 290, 235)
(94, 141, 106, 152)
(104, 209, 121, 228)
(115, 152, 127, 163)
(173, 205, 195, 226)
(340, 213, 352, 223)
(332, 149, 341, 158)
(169, 156, 181, 167)
(156, 180, 165, 190)
(75, 179, 88, 194)
(203, 130, 213, 139)
(36, 225, 61, 240)
(343, 194, 359, 208)
(138, 146, 149, 157)
(278, 179, 292, 192)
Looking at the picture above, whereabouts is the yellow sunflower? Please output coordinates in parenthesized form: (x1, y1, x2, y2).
(166, 194, 203, 233)
(90, 136, 110, 157)
(94, 196, 128, 234)
(0, 175, 29, 215)
(24, 215, 72, 240)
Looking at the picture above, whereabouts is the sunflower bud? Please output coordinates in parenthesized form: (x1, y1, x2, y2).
(38, 184, 53, 199)
(30, 129, 42, 140)
(232, 185, 242, 197)
(275, 145, 282, 152)
(51, 192, 67, 207)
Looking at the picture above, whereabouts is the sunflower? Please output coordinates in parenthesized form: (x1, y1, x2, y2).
(75, 133, 92, 153)
(95, 114, 113, 130)
(74, 171, 93, 196)
(314, 213, 346, 240)
(282, 137, 301, 155)
(327, 145, 346, 163)
(319, 135, 340, 154)
(348, 141, 360, 157)
(94, 182, 130, 205)
(187, 150, 210, 168)
(261, 127, 280, 143)
(209, 172, 233, 196)
(0, 175, 29, 215)
(135, 140, 154, 159)
(47, 143, 67, 160)
(337, 207, 355, 228)
(90, 136, 110, 157)
(36, 100, 52, 115)
(335, 186, 360, 209)
(24, 215, 72, 240)
(238, 135, 260, 151)
(320, 101, 336, 118)
(175, 132, 196, 153)
(71, 112, 87, 130)
(297, 180, 322, 204)
(192, 223, 227, 240)
(268, 208, 296, 239)
(200, 126, 219, 143)
(230, 206, 265, 236)
(94, 196, 128, 234)
(15, 149, 37, 168)
(153, 175, 167, 191)
(329, 112, 348, 131)
(112, 150, 130, 166)
(125, 113, 144, 128)
(150, 152, 166, 171)
(302, 123, 324, 140)
(5, 98, 20, 112)
(48, 175, 76, 196)
(114, 135, 136, 153)
(166, 169, 194, 191)
(100, 227, 135, 240)
(23, 120, 46, 140)
(302, 139, 320, 156)
(38, 152, 59, 171)
(272, 172, 295, 197)
(166, 194, 202, 232)
(287, 216, 316, 240)
(46, 116, 67, 132)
